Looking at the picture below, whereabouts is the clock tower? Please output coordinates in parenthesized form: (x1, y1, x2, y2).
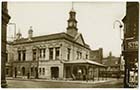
(66, 8, 78, 37)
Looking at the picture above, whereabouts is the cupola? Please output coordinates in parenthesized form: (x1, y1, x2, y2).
(66, 3, 78, 37)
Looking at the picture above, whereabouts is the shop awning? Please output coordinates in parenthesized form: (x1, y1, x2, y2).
(64, 59, 107, 67)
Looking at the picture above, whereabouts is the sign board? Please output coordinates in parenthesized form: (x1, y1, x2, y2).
(126, 40, 138, 50)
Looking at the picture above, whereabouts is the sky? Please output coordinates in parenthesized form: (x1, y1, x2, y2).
(7, 2, 126, 57)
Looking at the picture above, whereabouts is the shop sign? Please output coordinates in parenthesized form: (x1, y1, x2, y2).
(127, 40, 138, 50)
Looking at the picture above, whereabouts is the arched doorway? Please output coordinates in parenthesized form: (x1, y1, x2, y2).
(22, 67, 25, 76)
(51, 67, 59, 79)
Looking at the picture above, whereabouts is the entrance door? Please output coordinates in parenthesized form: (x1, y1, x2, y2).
(15, 67, 17, 78)
(22, 67, 25, 76)
(51, 67, 59, 79)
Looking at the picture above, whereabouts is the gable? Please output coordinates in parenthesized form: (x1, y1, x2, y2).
(74, 33, 85, 46)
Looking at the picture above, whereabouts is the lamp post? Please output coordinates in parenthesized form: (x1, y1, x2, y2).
(113, 20, 124, 80)
(113, 20, 123, 40)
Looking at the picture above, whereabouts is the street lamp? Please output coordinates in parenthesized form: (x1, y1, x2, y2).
(113, 20, 124, 80)
(113, 20, 123, 40)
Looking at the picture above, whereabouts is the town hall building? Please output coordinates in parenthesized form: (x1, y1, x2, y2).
(7, 8, 106, 80)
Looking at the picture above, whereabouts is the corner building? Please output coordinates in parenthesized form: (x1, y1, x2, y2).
(10, 8, 105, 80)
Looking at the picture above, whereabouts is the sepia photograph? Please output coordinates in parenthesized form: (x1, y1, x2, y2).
(1, 0, 139, 88)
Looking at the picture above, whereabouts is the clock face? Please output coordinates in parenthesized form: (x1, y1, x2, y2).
(73, 23, 76, 27)
(69, 22, 73, 27)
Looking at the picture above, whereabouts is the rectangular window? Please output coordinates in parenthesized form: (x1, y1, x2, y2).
(76, 51, 79, 59)
(43, 68, 45, 75)
(39, 49, 42, 58)
(18, 51, 21, 61)
(23, 50, 26, 61)
(67, 48, 71, 60)
(43, 49, 46, 58)
(55, 47, 60, 60)
(39, 68, 41, 75)
(49, 48, 53, 60)
(33, 49, 37, 61)
(6, 52, 8, 62)
(86, 54, 88, 59)
(80, 52, 82, 59)
(6, 69, 9, 75)
(76, 51, 82, 59)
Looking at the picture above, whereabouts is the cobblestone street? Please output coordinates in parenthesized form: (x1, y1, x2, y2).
(7, 78, 124, 88)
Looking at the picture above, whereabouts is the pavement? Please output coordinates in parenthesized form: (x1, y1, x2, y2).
(6, 77, 124, 88)
(6, 77, 117, 84)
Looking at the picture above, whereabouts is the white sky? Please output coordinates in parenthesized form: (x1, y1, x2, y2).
(7, 2, 126, 57)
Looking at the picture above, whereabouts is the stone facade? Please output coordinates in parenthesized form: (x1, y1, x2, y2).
(7, 8, 92, 80)
(10, 33, 90, 79)
(7, 7, 106, 80)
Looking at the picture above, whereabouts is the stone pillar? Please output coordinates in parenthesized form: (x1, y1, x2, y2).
(106, 68, 107, 80)
(41, 49, 43, 58)
(21, 51, 23, 61)
(53, 48, 56, 60)
(1, 2, 10, 88)
(86, 65, 89, 82)
(46, 48, 49, 60)
(98, 68, 100, 81)
(71, 64, 74, 79)
(63, 65, 66, 79)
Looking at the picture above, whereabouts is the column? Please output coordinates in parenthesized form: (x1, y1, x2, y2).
(86, 65, 89, 82)
(106, 68, 107, 80)
(53, 48, 56, 60)
(45, 48, 49, 60)
(63, 65, 66, 80)
(59, 47, 62, 60)
(92, 66, 94, 81)
(21, 51, 23, 61)
(98, 68, 100, 81)
(71, 64, 74, 79)
(41, 49, 43, 59)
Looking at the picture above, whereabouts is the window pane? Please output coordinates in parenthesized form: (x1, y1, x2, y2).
(18, 51, 21, 61)
(23, 50, 26, 61)
(55, 47, 60, 60)
(43, 49, 46, 58)
(49, 48, 53, 59)
(67, 48, 71, 60)
(43, 68, 45, 75)
(33, 49, 36, 61)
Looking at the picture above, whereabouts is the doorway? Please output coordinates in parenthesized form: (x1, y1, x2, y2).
(51, 67, 59, 79)
(22, 67, 25, 76)
(15, 67, 17, 78)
